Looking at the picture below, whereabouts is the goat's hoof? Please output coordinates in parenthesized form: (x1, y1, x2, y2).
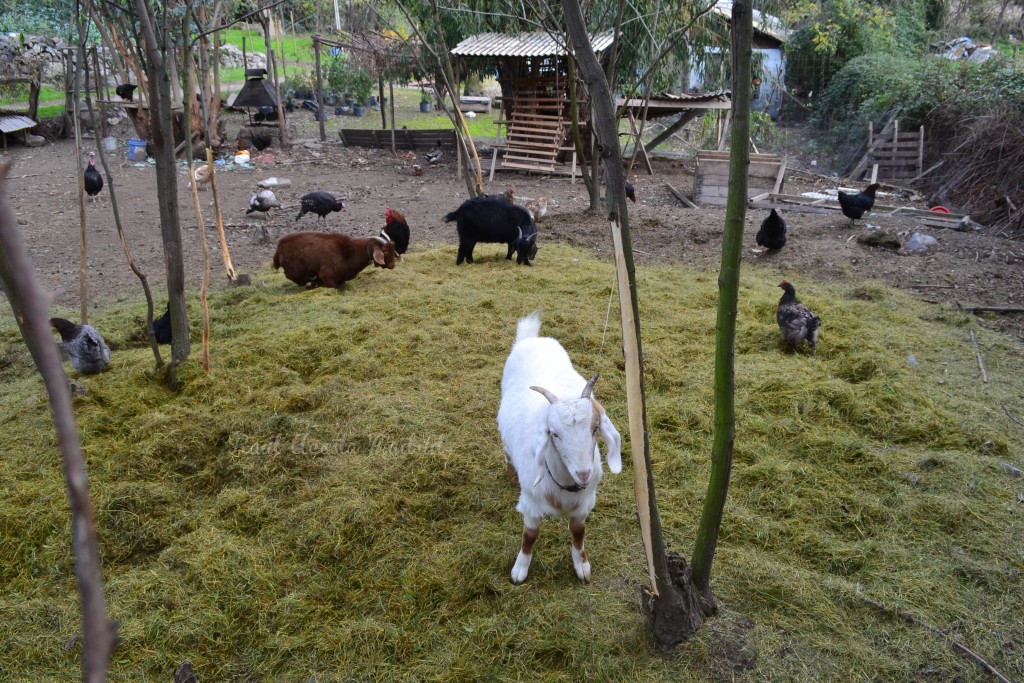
(574, 561, 592, 583)
(511, 555, 532, 584)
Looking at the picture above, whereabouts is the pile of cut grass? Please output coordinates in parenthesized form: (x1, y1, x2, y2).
(1, 243, 1022, 681)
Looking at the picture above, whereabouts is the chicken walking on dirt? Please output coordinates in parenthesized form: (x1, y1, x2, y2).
(756, 209, 787, 251)
(838, 183, 880, 226)
(776, 280, 820, 354)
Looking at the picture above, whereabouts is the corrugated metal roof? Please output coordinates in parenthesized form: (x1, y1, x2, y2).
(711, 1, 789, 43)
(451, 31, 614, 57)
(653, 89, 731, 102)
(0, 114, 36, 134)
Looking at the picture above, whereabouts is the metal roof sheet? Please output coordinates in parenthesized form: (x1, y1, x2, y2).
(710, 1, 789, 43)
(0, 114, 36, 134)
(451, 31, 614, 57)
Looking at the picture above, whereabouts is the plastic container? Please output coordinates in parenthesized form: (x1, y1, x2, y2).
(102, 136, 117, 152)
(128, 138, 147, 161)
(905, 232, 938, 253)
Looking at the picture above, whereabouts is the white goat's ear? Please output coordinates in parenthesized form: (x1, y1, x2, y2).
(531, 424, 549, 467)
(530, 386, 559, 404)
(599, 412, 622, 474)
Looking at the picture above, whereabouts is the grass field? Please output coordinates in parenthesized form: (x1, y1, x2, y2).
(1, 244, 1022, 681)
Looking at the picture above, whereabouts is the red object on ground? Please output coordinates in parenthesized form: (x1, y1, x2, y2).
(930, 205, 950, 213)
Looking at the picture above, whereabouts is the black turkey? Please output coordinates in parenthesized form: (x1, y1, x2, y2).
(295, 192, 346, 224)
(84, 151, 103, 202)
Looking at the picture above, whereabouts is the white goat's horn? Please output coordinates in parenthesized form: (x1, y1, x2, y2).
(517, 226, 523, 240)
(369, 235, 388, 246)
(581, 373, 599, 399)
(379, 229, 393, 242)
(530, 386, 559, 404)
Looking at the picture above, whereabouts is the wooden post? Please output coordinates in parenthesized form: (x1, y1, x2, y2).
(314, 37, 325, 143)
(277, 5, 288, 81)
(389, 79, 396, 153)
(69, 46, 89, 324)
(91, 47, 107, 139)
(918, 125, 925, 178)
(891, 119, 899, 180)
(261, 13, 288, 149)
(868, 120, 873, 149)
(378, 76, 386, 129)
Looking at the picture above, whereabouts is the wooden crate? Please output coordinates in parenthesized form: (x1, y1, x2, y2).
(694, 151, 784, 206)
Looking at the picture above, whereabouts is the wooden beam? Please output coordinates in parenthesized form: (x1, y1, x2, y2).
(665, 182, 698, 208)
(644, 109, 701, 152)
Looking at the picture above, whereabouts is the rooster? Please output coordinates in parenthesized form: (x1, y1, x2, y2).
(296, 191, 346, 224)
(776, 280, 820, 354)
(115, 83, 137, 102)
(524, 196, 549, 223)
(838, 183, 880, 226)
(50, 318, 111, 374)
(84, 151, 103, 202)
(381, 208, 410, 255)
(247, 189, 281, 217)
(756, 209, 787, 251)
(424, 140, 443, 165)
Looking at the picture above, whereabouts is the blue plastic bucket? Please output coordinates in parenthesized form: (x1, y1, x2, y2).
(128, 138, 146, 161)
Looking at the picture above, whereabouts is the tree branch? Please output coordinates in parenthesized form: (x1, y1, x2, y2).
(0, 163, 114, 683)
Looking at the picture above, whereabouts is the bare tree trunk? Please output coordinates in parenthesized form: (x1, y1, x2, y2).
(563, 0, 719, 648)
(0, 161, 115, 683)
(567, 53, 596, 206)
(134, 0, 190, 383)
(690, 0, 753, 608)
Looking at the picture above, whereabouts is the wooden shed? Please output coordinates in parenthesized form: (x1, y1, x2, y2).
(450, 31, 614, 176)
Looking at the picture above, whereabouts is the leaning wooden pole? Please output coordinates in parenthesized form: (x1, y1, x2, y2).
(0, 162, 115, 683)
(70, 45, 89, 324)
(314, 36, 326, 143)
(205, 148, 236, 282)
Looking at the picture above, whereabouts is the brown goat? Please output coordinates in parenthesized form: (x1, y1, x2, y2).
(273, 232, 397, 289)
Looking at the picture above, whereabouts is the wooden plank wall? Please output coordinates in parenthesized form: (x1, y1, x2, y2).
(694, 151, 783, 206)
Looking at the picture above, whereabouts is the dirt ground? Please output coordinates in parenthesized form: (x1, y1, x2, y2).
(4, 126, 1024, 342)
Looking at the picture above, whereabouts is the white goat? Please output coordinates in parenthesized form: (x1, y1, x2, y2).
(497, 311, 622, 584)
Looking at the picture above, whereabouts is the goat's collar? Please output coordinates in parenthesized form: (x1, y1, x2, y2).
(544, 460, 586, 493)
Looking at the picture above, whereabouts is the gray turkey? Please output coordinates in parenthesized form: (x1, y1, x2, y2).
(776, 280, 820, 354)
(247, 189, 281, 216)
(424, 140, 443, 165)
(50, 317, 111, 374)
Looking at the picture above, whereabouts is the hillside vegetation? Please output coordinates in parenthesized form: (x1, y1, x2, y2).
(1, 244, 1022, 680)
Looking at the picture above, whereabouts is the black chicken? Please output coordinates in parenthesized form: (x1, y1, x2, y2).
(84, 151, 103, 201)
(295, 192, 346, 224)
(381, 208, 410, 255)
(250, 132, 273, 152)
(247, 189, 281, 216)
(756, 208, 787, 251)
(837, 183, 880, 225)
(776, 280, 820, 354)
(115, 83, 137, 102)
(624, 182, 636, 203)
(50, 317, 111, 374)
(153, 304, 172, 345)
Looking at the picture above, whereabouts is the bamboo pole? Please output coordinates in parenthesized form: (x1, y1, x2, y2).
(205, 148, 236, 281)
(69, 47, 89, 324)
(314, 36, 325, 142)
(187, 166, 211, 370)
